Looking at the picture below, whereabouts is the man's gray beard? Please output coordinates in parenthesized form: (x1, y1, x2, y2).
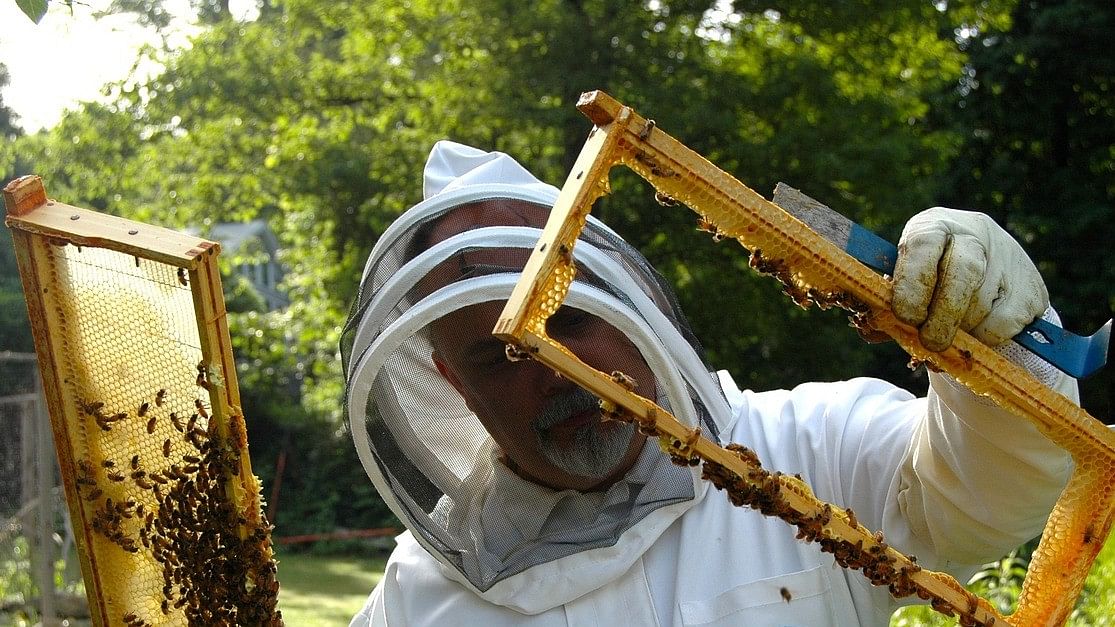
(532, 386, 636, 481)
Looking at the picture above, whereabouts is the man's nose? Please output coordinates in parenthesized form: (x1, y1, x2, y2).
(528, 359, 571, 396)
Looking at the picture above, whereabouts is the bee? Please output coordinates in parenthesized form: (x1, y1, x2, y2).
(196, 362, 210, 388)
(161, 599, 170, 614)
(845, 508, 858, 530)
(102, 459, 115, 468)
(194, 398, 209, 419)
(163, 439, 172, 457)
(654, 191, 679, 206)
(609, 370, 638, 391)
(504, 343, 538, 362)
(169, 411, 184, 432)
(186, 429, 205, 449)
(150, 473, 168, 485)
(84, 488, 103, 501)
(139, 402, 150, 417)
(131, 470, 146, 480)
(155, 388, 167, 407)
(177, 267, 188, 286)
(780, 587, 792, 603)
(147, 416, 157, 434)
(557, 243, 573, 266)
(183, 455, 200, 464)
(108, 470, 125, 482)
(81, 400, 106, 416)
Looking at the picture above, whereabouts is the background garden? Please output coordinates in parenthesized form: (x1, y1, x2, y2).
(2, 0, 1113, 623)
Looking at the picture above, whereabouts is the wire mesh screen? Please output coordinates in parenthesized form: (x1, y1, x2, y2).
(4, 176, 281, 627)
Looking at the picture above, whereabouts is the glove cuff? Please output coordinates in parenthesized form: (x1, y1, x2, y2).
(992, 306, 1063, 388)
(930, 306, 1068, 409)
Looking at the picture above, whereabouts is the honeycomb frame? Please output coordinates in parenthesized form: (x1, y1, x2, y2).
(493, 90, 1115, 626)
(3, 176, 281, 626)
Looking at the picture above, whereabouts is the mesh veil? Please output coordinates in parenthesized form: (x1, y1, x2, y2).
(341, 144, 733, 595)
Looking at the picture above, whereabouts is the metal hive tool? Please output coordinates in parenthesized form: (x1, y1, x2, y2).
(3, 176, 281, 626)
(493, 90, 1114, 626)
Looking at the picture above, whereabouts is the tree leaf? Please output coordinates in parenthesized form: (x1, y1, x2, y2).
(16, 0, 49, 23)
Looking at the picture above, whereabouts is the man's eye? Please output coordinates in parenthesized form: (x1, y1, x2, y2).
(469, 346, 510, 368)
(547, 308, 590, 334)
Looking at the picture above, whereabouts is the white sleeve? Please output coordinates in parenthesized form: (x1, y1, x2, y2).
(350, 578, 389, 627)
(723, 357, 1074, 577)
(893, 310, 1077, 569)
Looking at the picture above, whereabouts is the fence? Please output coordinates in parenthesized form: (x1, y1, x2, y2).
(0, 351, 84, 626)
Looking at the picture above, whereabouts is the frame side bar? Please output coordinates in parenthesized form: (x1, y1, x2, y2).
(494, 112, 628, 338)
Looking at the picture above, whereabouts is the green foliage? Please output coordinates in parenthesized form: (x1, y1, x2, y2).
(13, 0, 47, 23)
(966, 547, 1029, 613)
(0, 231, 33, 357)
(0, 64, 19, 138)
(4, 0, 1112, 559)
(934, 0, 1115, 417)
(891, 529, 1115, 625)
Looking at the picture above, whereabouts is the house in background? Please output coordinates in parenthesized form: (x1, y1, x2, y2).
(203, 220, 289, 311)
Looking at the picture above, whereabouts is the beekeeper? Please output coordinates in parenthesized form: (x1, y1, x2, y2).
(342, 140, 1075, 626)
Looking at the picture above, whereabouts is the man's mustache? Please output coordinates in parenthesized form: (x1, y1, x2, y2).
(532, 387, 600, 434)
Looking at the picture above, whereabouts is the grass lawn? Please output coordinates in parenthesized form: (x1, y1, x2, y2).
(276, 549, 387, 626)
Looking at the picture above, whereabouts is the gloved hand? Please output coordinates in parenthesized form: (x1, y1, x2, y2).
(892, 207, 1049, 352)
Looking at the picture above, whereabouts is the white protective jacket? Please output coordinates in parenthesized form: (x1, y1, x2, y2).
(352, 368, 1075, 626)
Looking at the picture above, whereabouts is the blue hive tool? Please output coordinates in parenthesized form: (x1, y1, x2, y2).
(773, 183, 1111, 379)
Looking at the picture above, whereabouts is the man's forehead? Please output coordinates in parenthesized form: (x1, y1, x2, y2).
(428, 198, 550, 245)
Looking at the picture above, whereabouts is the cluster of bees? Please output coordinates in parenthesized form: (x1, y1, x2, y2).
(76, 382, 282, 626)
(598, 381, 998, 627)
(745, 248, 899, 347)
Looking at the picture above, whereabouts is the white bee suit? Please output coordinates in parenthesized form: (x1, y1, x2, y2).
(344, 141, 1076, 626)
(353, 368, 1074, 626)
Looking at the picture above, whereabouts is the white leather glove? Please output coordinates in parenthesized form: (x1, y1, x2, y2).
(892, 207, 1049, 352)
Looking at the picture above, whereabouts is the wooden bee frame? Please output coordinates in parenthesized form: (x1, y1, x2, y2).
(493, 90, 1114, 626)
(3, 176, 280, 626)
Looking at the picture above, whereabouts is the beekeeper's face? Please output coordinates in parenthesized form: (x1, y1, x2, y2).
(424, 200, 652, 491)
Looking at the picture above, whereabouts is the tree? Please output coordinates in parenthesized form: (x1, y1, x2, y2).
(0, 61, 29, 369)
(936, 0, 1115, 417)
(0, 64, 19, 138)
(14, 0, 1103, 532)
